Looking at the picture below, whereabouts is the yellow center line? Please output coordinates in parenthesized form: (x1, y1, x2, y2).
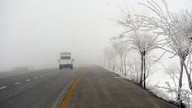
(60, 71, 84, 108)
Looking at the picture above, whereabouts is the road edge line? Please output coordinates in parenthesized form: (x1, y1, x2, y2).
(60, 72, 83, 108)
(51, 79, 74, 108)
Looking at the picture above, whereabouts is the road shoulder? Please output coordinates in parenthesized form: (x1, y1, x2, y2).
(68, 66, 177, 108)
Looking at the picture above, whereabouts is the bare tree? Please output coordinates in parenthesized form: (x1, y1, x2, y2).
(138, 0, 192, 106)
(126, 52, 140, 82)
(117, 12, 158, 88)
(103, 46, 116, 70)
(111, 37, 129, 75)
(131, 33, 158, 88)
(156, 64, 192, 107)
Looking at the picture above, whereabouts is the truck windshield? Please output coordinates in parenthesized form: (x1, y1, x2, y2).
(61, 56, 71, 60)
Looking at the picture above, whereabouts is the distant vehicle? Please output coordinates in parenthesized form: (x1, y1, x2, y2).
(58, 52, 74, 70)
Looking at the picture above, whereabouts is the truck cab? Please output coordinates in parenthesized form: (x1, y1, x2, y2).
(59, 52, 74, 70)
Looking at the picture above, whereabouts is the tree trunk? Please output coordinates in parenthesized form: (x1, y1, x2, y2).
(137, 68, 139, 83)
(140, 54, 144, 85)
(135, 61, 139, 83)
(183, 61, 192, 91)
(124, 55, 127, 76)
(113, 63, 115, 72)
(178, 58, 184, 108)
(120, 55, 123, 73)
(143, 52, 146, 89)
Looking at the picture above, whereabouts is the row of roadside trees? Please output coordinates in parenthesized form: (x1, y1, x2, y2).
(102, 0, 192, 107)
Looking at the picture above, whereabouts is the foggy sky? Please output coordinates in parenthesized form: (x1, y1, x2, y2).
(0, 0, 191, 71)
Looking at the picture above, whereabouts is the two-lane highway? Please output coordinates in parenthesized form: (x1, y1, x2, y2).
(0, 68, 80, 108)
(0, 66, 178, 108)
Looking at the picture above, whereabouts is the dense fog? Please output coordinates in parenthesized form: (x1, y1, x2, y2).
(0, 0, 191, 71)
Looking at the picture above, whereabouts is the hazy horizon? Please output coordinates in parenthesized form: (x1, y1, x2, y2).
(0, 0, 191, 71)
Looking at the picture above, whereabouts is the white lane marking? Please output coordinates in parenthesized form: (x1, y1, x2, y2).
(26, 79, 31, 82)
(0, 86, 7, 90)
(0, 84, 37, 101)
(34, 76, 38, 79)
(14, 82, 21, 85)
(112, 77, 122, 79)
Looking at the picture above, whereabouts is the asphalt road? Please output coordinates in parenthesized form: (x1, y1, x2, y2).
(68, 66, 178, 108)
(0, 66, 178, 108)
(0, 68, 79, 108)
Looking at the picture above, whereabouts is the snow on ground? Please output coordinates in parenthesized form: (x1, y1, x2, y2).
(103, 66, 192, 107)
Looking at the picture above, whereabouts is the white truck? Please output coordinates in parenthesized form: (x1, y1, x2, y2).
(58, 52, 74, 70)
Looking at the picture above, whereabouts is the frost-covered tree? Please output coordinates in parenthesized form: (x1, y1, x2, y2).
(156, 64, 192, 107)
(117, 12, 158, 88)
(111, 37, 129, 75)
(126, 52, 140, 82)
(131, 32, 158, 88)
(139, 0, 192, 106)
(103, 46, 116, 70)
